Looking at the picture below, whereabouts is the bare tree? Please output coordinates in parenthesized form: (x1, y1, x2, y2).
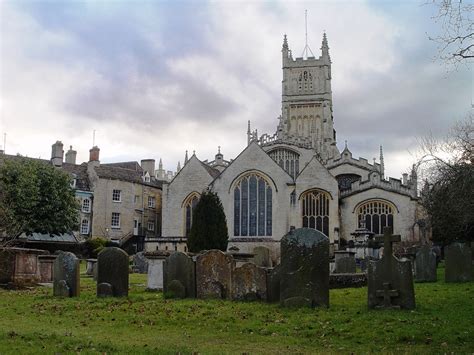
(427, 0, 474, 65)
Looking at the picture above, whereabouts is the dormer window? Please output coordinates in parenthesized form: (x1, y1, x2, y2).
(143, 172, 151, 182)
(70, 173, 77, 188)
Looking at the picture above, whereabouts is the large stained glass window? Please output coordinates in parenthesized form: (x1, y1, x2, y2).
(357, 200, 395, 235)
(301, 189, 330, 236)
(234, 173, 272, 236)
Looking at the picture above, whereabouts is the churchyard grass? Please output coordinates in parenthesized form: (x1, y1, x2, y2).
(0, 264, 472, 354)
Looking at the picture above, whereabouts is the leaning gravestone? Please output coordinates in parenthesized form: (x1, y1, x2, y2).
(97, 247, 129, 297)
(414, 245, 437, 282)
(279, 228, 329, 308)
(368, 227, 415, 309)
(163, 251, 195, 298)
(445, 243, 473, 283)
(196, 250, 234, 299)
(53, 251, 80, 297)
(232, 262, 267, 301)
(253, 246, 272, 268)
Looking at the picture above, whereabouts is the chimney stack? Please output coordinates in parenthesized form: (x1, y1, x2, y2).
(51, 141, 64, 167)
(89, 146, 100, 167)
(65, 145, 77, 165)
(140, 159, 155, 176)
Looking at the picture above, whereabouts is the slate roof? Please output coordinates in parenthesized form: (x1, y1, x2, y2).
(61, 162, 91, 191)
(95, 164, 162, 188)
(19, 232, 79, 243)
(103, 161, 143, 172)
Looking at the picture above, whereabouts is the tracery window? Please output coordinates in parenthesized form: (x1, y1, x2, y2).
(268, 148, 300, 179)
(298, 71, 313, 91)
(183, 193, 200, 237)
(357, 200, 394, 235)
(301, 189, 330, 236)
(234, 173, 272, 237)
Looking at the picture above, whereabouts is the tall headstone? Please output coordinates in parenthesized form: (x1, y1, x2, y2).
(445, 243, 473, 283)
(279, 228, 329, 308)
(333, 251, 356, 274)
(145, 252, 168, 291)
(97, 247, 129, 297)
(53, 251, 80, 297)
(163, 251, 195, 298)
(414, 245, 437, 282)
(368, 227, 415, 309)
(232, 262, 267, 301)
(196, 250, 234, 299)
(252, 246, 272, 268)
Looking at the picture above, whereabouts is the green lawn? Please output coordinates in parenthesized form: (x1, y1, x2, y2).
(0, 265, 472, 354)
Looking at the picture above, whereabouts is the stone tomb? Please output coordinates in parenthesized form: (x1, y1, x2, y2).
(414, 245, 437, 282)
(279, 228, 329, 308)
(38, 255, 57, 283)
(196, 250, 234, 299)
(333, 250, 356, 274)
(163, 251, 195, 298)
(445, 243, 473, 283)
(232, 262, 267, 301)
(368, 228, 415, 309)
(252, 246, 273, 268)
(0, 247, 46, 286)
(53, 251, 80, 297)
(97, 247, 129, 297)
(145, 251, 168, 291)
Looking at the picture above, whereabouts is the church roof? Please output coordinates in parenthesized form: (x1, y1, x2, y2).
(199, 161, 221, 178)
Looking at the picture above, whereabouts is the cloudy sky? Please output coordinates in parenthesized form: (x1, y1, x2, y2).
(0, 0, 471, 179)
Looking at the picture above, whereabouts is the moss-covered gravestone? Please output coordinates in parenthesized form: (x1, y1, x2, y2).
(196, 250, 234, 299)
(163, 252, 195, 298)
(414, 245, 437, 282)
(368, 227, 415, 309)
(53, 251, 80, 297)
(97, 247, 129, 297)
(279, 228, 329, 308)
(232, 262, 267, 301)
(445, 243, 473, 283)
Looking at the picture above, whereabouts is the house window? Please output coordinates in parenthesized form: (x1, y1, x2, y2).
(82, 198, 91, 213)
(183, 193, 200, 237)
(147, 221, 155, 231)
(80, 219, 89, 235)
(234, 173, 272, 237)
(148, 196, 156, 208)
(112, 189, 121, 202)
(111, 212, 120, 228)
(357, 200, 395, 235)
(301, 189, 330, 236)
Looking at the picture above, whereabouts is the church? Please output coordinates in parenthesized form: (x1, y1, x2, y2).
(152, 34, 422, 259)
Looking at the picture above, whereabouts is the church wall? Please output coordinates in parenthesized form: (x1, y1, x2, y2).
(340, 188, 418, 242)
(161, 158, 214, 237)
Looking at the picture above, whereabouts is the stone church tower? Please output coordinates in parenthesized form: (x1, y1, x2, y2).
(277, 34, 338, 161)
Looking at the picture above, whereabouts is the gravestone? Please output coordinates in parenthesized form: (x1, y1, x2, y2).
(86, 259, 97, 276)
(333, 251, 356, 274)
(414, 245, 437, 282)
(232, 262, 267, 301)
(53, 251, 80, 297)
(97, 247, 129, 297)
(38, 255, 56, 283)
(368, 227, 415, 309)
(279, 228, 329, 308)
(252, 246, 272, 268)
(445, 243, 473, 283)
(145, 252, 168, 291)
(163, 252, 195, 298)
(132, 252, 149, 274)
(196, 250, 234, 299)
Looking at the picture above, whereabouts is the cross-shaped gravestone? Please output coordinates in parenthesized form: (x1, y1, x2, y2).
(375, 282, 400, 309)
(375, 227, 401, 258)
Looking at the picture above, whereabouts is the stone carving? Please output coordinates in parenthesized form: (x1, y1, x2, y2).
(96, 247, 129, 297)
(196, 250, 234, 299)
(368, 227, 415, 309)
(333, 251, 356, 274)
(279, 228, 329, 308)
(232, 262, 267, 301)
(132, 252, 149, 274)
(252, 246, 272, 268)
(53, 251, 80, 297)
(445, 243, 473, 283)
(163, 252, 195, 298)
(414, 246, 437, 282)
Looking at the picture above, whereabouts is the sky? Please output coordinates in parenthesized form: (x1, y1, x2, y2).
(0, 0, 472, 179)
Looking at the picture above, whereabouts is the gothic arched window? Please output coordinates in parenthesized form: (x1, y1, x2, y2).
(183, 192, 200, 237)
(234, 173, 272, 237)
(268, 148, 300, 179)
(356, 200, 395, 235)
(301, 189, 330, 236)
